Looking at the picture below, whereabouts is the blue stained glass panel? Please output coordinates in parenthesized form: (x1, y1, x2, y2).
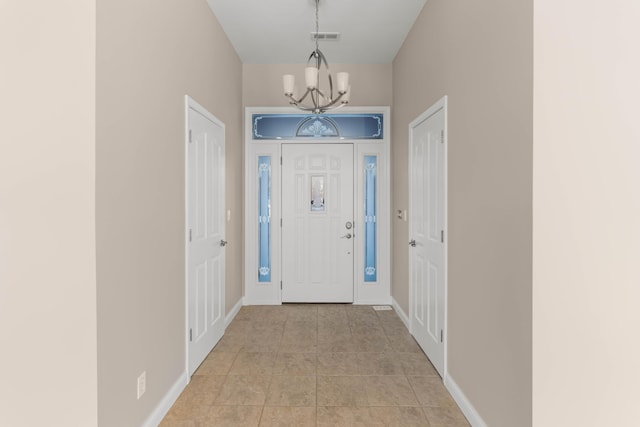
(252, 114, 383, 140)
(258, 156, 271, 282)
(364, 156, 377, 282)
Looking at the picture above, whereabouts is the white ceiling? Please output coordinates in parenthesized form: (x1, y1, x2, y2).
(206, 0, 427, 64)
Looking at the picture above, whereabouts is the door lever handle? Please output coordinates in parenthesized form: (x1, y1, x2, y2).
(220, 239, 228, 247)
(409, 239, 416, 247)
(341, 233, 352, 239)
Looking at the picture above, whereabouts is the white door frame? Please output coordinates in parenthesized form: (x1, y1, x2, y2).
(184, 95, 226, 378)
(409, 96, 448, 378)
(244, 106, 391, 305)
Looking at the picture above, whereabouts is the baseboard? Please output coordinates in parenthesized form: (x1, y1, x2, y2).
(141, 370, 188, 427)
(225, 297, 244, 328)
(391, 297, 410, 330)
(242, 298, 281, 305)
(354, 298, 393, 305)
(444, 374, 487, 427)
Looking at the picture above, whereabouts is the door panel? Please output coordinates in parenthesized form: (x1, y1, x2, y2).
(410, 106, 445, 377)
(282, 144, 354, 302)
(188, 106, 225, 376)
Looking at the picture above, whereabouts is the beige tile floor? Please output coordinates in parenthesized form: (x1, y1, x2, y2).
(160, 304, 470, 426)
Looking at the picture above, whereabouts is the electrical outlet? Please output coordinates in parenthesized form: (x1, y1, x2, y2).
(137, 371, 146, 399)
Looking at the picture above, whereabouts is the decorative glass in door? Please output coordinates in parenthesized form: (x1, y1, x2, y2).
(258, 156, 271, 282)
(364, 156, 377, 282)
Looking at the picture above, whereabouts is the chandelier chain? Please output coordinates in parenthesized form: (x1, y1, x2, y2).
(315, 0, 319, 52)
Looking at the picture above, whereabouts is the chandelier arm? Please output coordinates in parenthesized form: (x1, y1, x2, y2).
(317, 92, 345, 110)
(286, 92, 322, 112)
(309, 89, 318, 111)
(286, 88, 312, 104)
(293, 87, 345, 113)
(293, 105, 320, 112)
(315, 87, 328, 100)
(298, 88, 313, 104)
(326, 101, 347, 111)
(315, 49, 334, 101)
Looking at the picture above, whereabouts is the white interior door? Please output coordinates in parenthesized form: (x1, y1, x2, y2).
(187, 103, 225, 376)
(409, 103, 446, 377)
(282, 144, 354, 302)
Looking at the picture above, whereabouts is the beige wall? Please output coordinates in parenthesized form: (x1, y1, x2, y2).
(533, 1, 640, 425)
(96, 0, 242, 425)
(393, 0, 533, 425)
(243, 63, 392, 107)
(0, 1, 98, 426)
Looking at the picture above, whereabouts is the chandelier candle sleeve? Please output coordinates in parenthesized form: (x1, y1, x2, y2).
(336, 72, 349, 93)
(283, 75, 295, 95)
(305, 67, 318, 89)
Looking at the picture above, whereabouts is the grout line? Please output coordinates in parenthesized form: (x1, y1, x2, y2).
(167, 305, 461, 425)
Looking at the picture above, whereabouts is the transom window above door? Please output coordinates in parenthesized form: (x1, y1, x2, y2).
(252, 114, 384, 140)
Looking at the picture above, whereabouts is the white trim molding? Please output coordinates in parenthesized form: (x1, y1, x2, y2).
(444, 374, 488, 427)
(391, 297, 410, 330)
(243, 106, 391, 305)
(225, 297, 244, 328)
(141, 371, 188, 427)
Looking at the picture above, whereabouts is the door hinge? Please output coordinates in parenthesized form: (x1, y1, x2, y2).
(441, 230, 444, 243)
(280, 156, 283, 165)
(189, 229, 192, 242)
(189, 328, 193, 342)
(440, 329, 444, 343)
(189, 129, 192, 143)
(440, 130, 444, 143)
(280, 280, 282, 290)
(280, 218, 283, 227)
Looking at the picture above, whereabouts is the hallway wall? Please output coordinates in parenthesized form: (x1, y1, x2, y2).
(533, 0, 640, 425)
(392, 0, 533, 425)
(0, 1, 98, 426)
(96, 1, 242, 425)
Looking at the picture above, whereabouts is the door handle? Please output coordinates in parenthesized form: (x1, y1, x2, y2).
(341, 233, 352, 239)
(409, 239, 416, 247)
(219, 239, 228, 247)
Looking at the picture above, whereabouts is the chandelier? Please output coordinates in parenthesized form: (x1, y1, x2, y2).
(282, 0, 350, 114)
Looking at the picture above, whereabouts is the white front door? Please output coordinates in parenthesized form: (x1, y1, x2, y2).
(187, 101, 225, 376)
(282, 144, 354, 302)
(409, 101, 446, 377)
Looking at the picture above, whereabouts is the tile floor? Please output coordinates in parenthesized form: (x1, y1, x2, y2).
(160, 304, 470, 426)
